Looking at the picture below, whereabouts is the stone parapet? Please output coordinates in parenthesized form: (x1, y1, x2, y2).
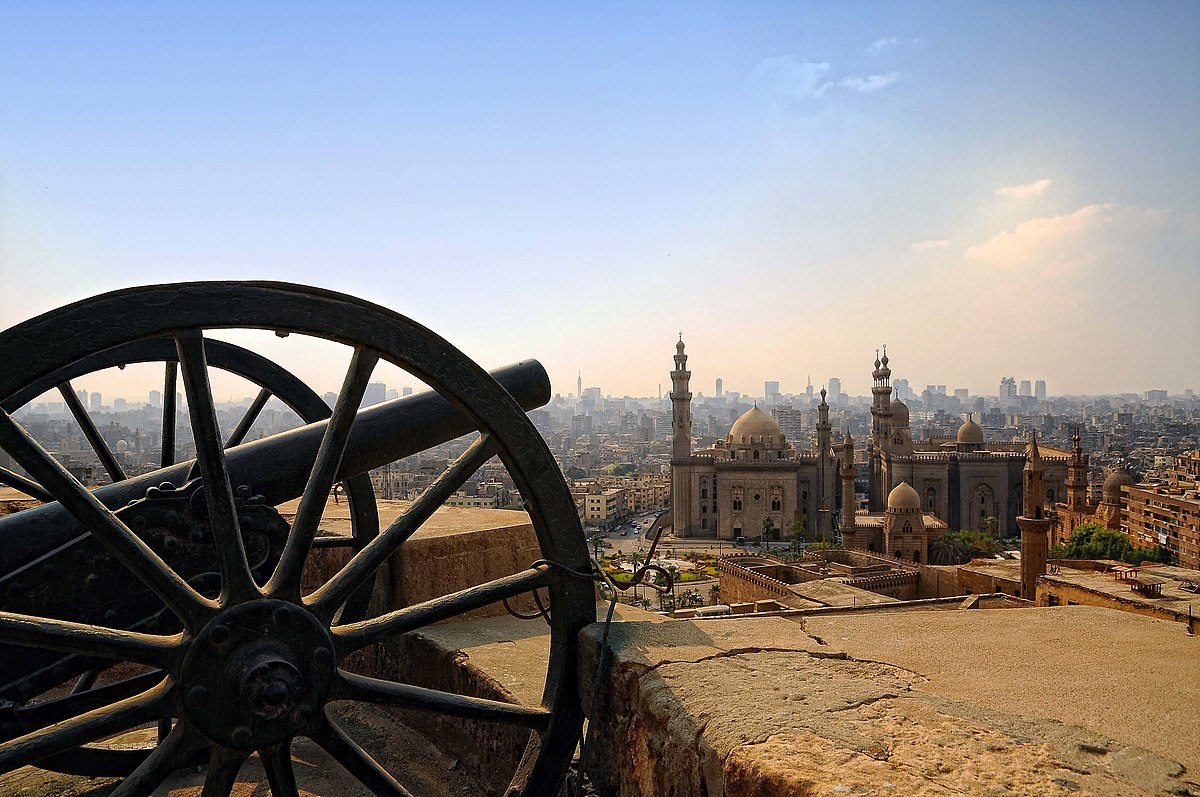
(579, 610, 1198, 797)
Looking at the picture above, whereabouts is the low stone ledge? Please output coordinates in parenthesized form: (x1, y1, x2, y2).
(579, 611, 1198, 797)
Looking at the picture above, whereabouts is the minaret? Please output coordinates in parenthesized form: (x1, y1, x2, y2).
(815, 389, 831, 455)
(1018, 432, 1050, 600)
(577, 371, 582, 400)
(815, 389, 833, 539)
(868, 346, 893, 510)
(840, 429, 858, 541)
(670, 336, 692, 460)
(1066, 427, 1089, 513)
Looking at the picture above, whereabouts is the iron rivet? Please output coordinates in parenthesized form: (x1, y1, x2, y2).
(312, 647, 333, 668)
(273, 607, 292, 626)
(210, 625, 230, 645)
(231, 726, 252, 747)
(187, 686, 208, 707)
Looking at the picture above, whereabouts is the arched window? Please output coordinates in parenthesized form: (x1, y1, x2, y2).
(903, 522, 912, 535)
(913, 550, 921, 563)
(1046, 488, 1055, 504)
(753, 450, 760, 461)
(733, 497, 743, 511)
(926, 487, 936, 512)
(771, 496, 781, 512)
(701, 488, 708, 499)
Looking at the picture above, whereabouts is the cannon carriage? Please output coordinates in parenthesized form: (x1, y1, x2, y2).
(0, 282, 595, 796)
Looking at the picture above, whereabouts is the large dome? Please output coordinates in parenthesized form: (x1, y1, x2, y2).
(729, 405, 784, 442)
(887, 481, 921, 511)
(956, 417, 985, 444)
(891, 399, 910, 428)
(1103, 468, 1135, 500)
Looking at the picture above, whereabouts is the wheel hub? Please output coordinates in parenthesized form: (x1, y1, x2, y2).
(180, 600, 335, 749)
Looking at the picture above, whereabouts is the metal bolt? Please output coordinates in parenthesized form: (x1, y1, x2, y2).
(210, 625, 230, 645)
(231, 726, 253, 747)
(186, 686, 208, 707)
(312, 647, 333, 668)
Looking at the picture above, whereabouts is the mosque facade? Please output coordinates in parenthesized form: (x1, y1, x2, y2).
(669, 340, 1070, 545)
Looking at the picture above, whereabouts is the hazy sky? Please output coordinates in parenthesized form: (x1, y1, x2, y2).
(2, 1, 1197, 401)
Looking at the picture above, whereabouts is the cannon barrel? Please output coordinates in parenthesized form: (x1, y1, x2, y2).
(0, 360, 551, 574)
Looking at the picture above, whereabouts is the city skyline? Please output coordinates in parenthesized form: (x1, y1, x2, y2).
(1, 2, 1197, 398)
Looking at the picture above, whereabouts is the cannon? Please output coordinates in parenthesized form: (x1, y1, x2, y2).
(0, 282, 596, 796)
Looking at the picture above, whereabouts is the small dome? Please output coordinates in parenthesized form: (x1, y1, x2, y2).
(676, 338, 686, 352)
(891, 399, 910, 428)
(115, 439, 129, 453)
(957, 417, 985, 444)
(887, 481, 921, 511)
(1103, 469, 1135, 500)
(728, 405, 784, 442)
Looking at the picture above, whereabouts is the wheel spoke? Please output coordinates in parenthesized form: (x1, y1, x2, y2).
(308, 715, 413, 797)
(0, 610, 180, 669)
(0, 464, 54, 502)
(201, 745, 248, 797)
(57, 381, 127, 483)
(334, 671, 551, 731)
(268, 348, 379, 600)
(109, 720, 201, 797)
(176, 331, 259, 606)
(261, 740, 299, 797)
(161, 360, 178, 468)
(310, 434, 498, 618)
(224, 386, 273, 448)
(333, 565, 558, 654)
(0, 409, 211, 629)
(0, 680, 170, 775)
(11, 671, 165, 732)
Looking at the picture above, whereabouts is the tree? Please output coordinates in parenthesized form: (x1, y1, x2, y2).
(708, 584, 721, 605)
(790, 517, 807, 543)
(565, 466, 587, 480)
(760, 516, 775, 544)
(1051, 522, 1172, 565)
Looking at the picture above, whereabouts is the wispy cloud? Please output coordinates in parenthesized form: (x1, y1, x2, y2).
(912, 239, 952, 253)
(753, 56, 833, 99)
(866, 37, 919, 52)
(838, 72, 901, 93)
(964, 203, 1169, 271)
(995, 178, 1052, 199)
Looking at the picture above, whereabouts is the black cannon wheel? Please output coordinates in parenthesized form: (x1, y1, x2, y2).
(0, 283, 595, 796)
(0, 336, 381, 777)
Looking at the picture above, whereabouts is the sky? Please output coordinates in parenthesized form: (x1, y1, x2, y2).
(1, 1, 1198, 402)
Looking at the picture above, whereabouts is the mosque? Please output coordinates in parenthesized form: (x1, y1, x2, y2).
(669, 340, 1071, 554)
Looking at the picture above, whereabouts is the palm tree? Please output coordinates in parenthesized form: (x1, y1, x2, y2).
(708, 583, 721, 605)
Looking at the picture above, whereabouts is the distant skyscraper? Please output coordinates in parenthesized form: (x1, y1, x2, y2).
(894, 379, 911, 401)
(764, 381, 780, 398)
(583, 386, 602, 405)
(1000, 377, 1016, 401)
(149, 390, 162, 408)
(76, 388, 88, 407)
(323, 392, 338, 408)
(90, 392, 102, 412)
(1034, 380, 1047, 400)
(402, 387, 413, 396)
(715, 378, 723, 397)
(827, 377, 841, 404)
(385, 388, 399, 401)
(113, 398, 127, 412)
(362, 382, 387, 407)
(577, 372, 582, 399)
(954, 388, 970, 401)
(1019, 380, 1032, 397)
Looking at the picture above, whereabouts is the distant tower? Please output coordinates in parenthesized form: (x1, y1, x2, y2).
(815, 389, 833, 539)
(1065, 427, 1089, 513)
(1018, 433, 1050, 600)
(670, 336, 692, 460)
(840, 430, 859, 544)
(805, 376, 813, 400)
(1034, 380, 1047, 400)
(868, 346, 893, 510)
(827, 377, 841, 404)
(715, 377, 723, 397)
(577, 372, 582, 399)
(670, 336, 694, 539)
